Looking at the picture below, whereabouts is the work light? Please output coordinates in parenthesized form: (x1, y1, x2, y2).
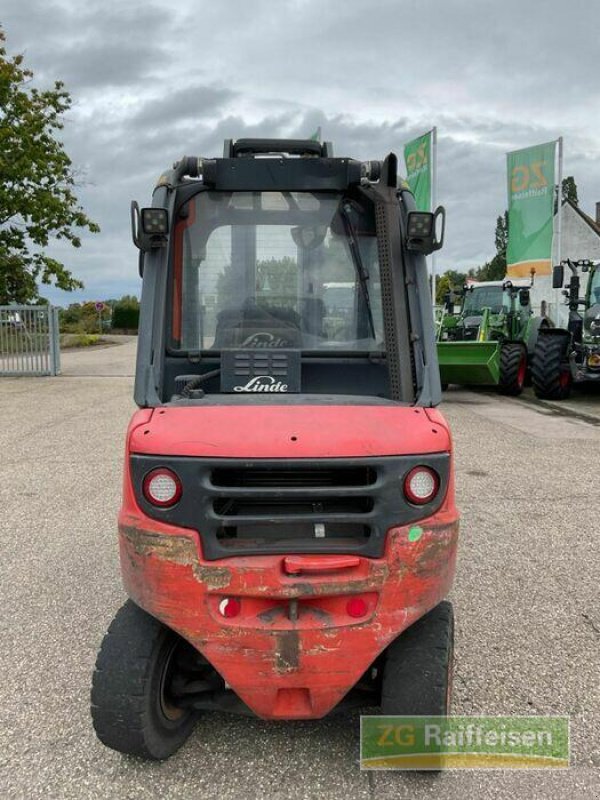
(407, 213, 434, 239)
(141, 208, 169, 235)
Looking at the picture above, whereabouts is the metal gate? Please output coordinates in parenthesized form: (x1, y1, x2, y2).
(0, 305, 61, 376)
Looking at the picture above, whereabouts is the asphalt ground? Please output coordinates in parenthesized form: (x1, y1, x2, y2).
(1, 339, 599, 799)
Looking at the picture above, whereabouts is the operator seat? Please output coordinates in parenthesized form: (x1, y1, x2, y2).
(213, 300, 302, 349)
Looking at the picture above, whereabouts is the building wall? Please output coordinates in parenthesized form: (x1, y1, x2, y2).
(528, 204, 600, 326)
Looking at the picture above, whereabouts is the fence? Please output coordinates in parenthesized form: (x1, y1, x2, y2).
(0, 305, 61, 376)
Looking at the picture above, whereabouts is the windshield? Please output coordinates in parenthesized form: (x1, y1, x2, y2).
(589, 268, 600, 306)
(463, 286, 508, 315)
(170, 191, 383, 352)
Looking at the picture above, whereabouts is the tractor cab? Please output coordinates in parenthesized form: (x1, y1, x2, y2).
(91, 139, 459, 761)
(534, 259, 600, 397)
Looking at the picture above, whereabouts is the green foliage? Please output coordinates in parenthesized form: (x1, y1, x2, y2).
(59, 301, 110, 333)
(112, 299, 140, 330)
(435, 270, 468, 304)
(60, 332, 101, 348)
(0, 26, 99, 304)
(256, 257, 298, 297)
(561, 176, 578, 206)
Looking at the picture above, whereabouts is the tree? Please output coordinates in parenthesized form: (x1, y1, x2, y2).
(473, 212, 508, 282)
(561, 176, 578, 206)
(435, 269, 468, 304)
(0, 26, 99, 304)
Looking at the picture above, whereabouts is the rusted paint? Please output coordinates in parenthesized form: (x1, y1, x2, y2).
(275, 630, 300, 672)
(194, 565, 232, 590)
(121, 525, 232, 590)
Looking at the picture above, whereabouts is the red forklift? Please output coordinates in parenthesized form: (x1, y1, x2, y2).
(91, 139, 459, 759)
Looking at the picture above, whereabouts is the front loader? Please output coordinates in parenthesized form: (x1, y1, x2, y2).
(437, 279, 550, 395)
(90, 138, 459, 761)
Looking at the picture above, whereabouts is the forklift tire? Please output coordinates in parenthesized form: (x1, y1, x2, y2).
(498, 343, 527, 396)
(91, 600, 198, 760)
(532, 334, 572, 400)
(381, 601, 454, 716)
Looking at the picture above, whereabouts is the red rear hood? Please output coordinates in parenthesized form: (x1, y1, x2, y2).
(129, 405, 450, 458)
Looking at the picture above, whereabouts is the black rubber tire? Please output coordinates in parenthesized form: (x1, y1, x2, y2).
(532, 334, 572, 400)
(381, 601, 454, 716)
(498, 342, 527, 396)
(91, 600, 198, 760)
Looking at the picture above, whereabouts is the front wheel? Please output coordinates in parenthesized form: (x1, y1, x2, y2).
(498, 342, 527, 396)
(91, 600, 199, 760)
(532, 334, 572, 400)
(381, 601, 454, 716)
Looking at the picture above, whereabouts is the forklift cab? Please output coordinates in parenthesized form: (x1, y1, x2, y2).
(132, 139, 443, 407)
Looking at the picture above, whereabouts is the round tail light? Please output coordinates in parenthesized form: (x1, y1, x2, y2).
(404, 466, 439, 505)
(142, 468, 182, 507)
(218, 598, 241, 618)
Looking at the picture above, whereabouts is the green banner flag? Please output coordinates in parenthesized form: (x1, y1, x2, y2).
(506, 140, 557, 278)
(404, 132, 432, 212)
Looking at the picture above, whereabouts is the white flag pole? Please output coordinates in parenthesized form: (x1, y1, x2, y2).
(431, 126, 438, 306)
(555, 136, 563, 324)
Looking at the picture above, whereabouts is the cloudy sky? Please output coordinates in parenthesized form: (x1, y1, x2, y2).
(2, 0, 600, 304)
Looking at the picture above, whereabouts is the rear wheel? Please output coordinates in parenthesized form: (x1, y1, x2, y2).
(532, 334, 572, 400)
(498, 342, 527, 396)
(381, 601, 454, 716)
(91, 600, 199, 760)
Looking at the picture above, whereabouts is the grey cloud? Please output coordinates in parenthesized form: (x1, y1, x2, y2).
(2, 0, 599, 303)
(131, 85, 238, 128)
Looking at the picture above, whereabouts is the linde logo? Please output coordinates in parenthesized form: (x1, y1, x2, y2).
(233, 375, 289, 393)
(241, 332, 289, 348)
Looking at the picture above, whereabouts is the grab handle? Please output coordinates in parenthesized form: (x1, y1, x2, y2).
(283, 555, 360, 576)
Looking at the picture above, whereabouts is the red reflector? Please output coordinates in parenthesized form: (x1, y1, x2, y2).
(219, 598, 241, 618)
(346, 597, 368, 618)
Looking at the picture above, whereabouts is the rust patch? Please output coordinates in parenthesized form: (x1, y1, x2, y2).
(413, 534, 455, 578)
(194, 565, 232, 590)
(122, 525, 196, 563)
(121, 525, 231, 590)
(275, 630, 300, 672)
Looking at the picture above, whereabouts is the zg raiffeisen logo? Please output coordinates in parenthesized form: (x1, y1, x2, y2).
(360, 716, 569, 770)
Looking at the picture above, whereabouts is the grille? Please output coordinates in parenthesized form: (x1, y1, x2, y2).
(131, 454, 450, 559)
(210, 465, 376, 546)
(211, 465, 376, 488)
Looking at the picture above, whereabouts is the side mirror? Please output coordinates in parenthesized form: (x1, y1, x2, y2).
(406, 205, 445, 255)
(519, 289, 530, 307)
(131, 201, 169, 252)
(552, 264, 564, 289)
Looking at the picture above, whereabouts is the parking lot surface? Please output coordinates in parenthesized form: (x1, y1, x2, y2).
(1, 340, 598, 799)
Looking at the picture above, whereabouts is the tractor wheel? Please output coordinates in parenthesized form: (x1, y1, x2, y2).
(532, 335, 572, 400)
(498, 342, 527, 396)
(381, 601, 454, 717)
(91, 600, 199, 760)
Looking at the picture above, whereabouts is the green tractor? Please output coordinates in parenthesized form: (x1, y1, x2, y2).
(437, 279, 551, 395)
(532, 259, 600, 400)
